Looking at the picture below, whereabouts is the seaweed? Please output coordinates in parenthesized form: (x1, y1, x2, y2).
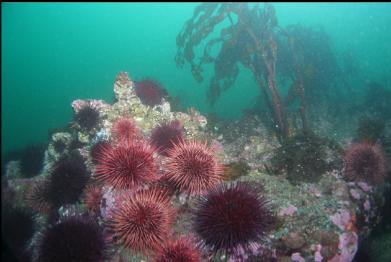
(282, 24, 339, 107)
(175, 3, 300, 141)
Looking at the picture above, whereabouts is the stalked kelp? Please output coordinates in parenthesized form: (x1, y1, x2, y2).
(282, 24, 339, 109)
(175, 3, 319, 141)
(176, 3, 292, 141)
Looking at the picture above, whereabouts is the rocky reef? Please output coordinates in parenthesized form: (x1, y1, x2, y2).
(2, 71, 389, 262)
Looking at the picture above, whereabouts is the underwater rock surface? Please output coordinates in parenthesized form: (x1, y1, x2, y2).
(3, 71, 388, 262)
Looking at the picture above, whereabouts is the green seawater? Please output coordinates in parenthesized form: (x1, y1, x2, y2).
(2, 3, 391, 262)
(2, 2, 391, 154)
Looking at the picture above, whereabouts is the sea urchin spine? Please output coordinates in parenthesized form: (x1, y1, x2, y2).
(74, 105, 101, 132)
(83, 184, 104, 215)
(25, 179, 52, 215)
(192, 181, 275, 256)
(111, 117, 139, 145)
(154, 236, 202, 262)
(95, 142, 158, 190)
(344, 142, 387, 185)
(47, 152, 90, 208)
(106, 188, 175, 253)
(165, 140, 223, 195)
(150, 120, 185, 156)
(134, 79, 168, 106)
(90, 140, 112, 164)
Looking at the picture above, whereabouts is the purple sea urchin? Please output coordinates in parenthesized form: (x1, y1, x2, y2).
(344, 142, 387, 185)
(74, 105, 100, 132)
(25, 179, 52, 215)
(48, 152, 90, 208)
(192, 182, 275, 256)
(36, 215, 108, 262)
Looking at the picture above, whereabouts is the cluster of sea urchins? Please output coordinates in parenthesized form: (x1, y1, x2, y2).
(26, 151, 90, 218)
(90, 115, 275, 259)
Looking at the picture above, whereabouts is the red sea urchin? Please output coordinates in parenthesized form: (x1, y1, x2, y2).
(154, 236, 202, 262)
(36, 215, 108, 262)
(148, 175, 177, 200)
(134, 79, 168, 106)
(111, 117, 139, 145)
(106, 188, 175, 253)
(150, 120, 185, 156)
(95, 142, 157, 190)
(344, 142, 387, 185)
(165, 140, 223, 195)
(90, 140, 112, 164)
(83, 184, 104, 215)
(192, 182, 275, 256)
